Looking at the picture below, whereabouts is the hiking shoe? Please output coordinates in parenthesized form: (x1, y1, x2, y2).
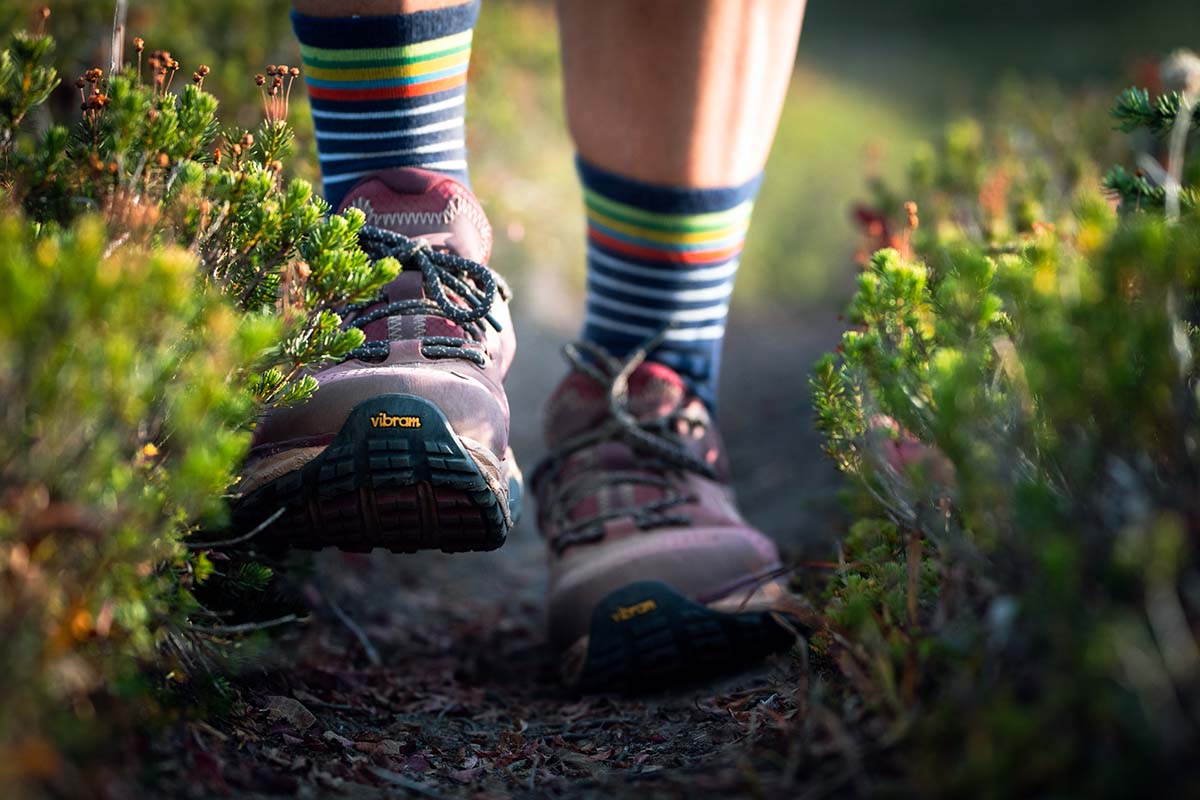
(532, 339, 806, 692)
(233, 168, 521, 553)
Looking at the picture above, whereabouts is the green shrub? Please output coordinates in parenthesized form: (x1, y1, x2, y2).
(0, 26, 397, 792)
(812, 55, 1200, 795)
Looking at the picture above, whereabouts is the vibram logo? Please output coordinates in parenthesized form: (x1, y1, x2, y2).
(370, 412, 422, 429)
(610, 599, 658, 623)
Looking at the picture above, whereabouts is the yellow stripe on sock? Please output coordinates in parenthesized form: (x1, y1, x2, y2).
(583, 188, 754, 232)
(586, 207, 751, 246)
(303, 49, 471, 82)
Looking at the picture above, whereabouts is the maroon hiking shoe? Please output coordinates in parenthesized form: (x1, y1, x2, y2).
(532, 340, 806, 692)
(233, 168, 521, 553)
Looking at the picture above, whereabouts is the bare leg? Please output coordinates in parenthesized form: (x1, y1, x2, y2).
(556, 0, 806, 188)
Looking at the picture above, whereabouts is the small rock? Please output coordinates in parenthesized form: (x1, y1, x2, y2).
(323, 729, 355, 748)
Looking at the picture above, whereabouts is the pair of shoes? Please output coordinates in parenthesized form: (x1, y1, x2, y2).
(233, 169, 802, 691)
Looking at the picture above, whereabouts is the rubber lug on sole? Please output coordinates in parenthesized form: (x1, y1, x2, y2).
(233, 394, 516, 554)
(573, 580, 799, 694)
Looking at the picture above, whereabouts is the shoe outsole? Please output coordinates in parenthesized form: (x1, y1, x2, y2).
(233, 394, 517, 554)
(568, 580, 800, 694)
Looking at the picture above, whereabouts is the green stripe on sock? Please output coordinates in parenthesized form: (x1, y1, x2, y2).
(299, 29, 472, 63)
(583, 189, 753, 233)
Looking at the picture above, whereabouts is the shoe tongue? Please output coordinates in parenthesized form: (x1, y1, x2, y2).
(337, 167, 492, 264)
(544, 361, 688, 446)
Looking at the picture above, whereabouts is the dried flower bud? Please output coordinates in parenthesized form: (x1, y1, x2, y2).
(267, 64, 277, 76)
(107, 161, 118, 174)
(148, 108, 159, 121)
(192, 72, 202, 84)
(270, 160, 283, 172)
(38, 6, 49, 19)
(241, 132, 254, 147)
(277, 64, 289, 75)
(133, 37, 144, 52)
(75, 77, 84, 89)
(198, 65, 210, 77)
(231, 143, 242, 156)
(289, 67, 300, 78)
(157, 153, 169, 168)
(255, 74, 266, 86)
(212, 146, 222, 165)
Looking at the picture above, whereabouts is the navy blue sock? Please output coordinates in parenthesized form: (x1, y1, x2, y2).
(577, 158, 761, 412)
(291, 1, 479, 209)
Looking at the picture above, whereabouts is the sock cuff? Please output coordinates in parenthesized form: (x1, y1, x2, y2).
(575, 156, 762, 215)
(291, 1, 480, 50)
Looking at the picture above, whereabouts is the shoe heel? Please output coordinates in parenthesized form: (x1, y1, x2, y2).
(565, 581, 800, 693)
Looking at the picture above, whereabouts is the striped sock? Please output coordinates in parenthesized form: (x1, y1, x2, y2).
(291, 1, 478, 209)
(578, 158, 761, 412)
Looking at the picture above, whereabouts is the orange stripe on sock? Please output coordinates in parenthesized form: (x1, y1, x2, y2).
(306, 73, 466, 101)
(587, 229, 743, 265)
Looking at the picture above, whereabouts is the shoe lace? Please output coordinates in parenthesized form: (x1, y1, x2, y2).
(340, 224, 508, 366)
(533, 332, 719, 555)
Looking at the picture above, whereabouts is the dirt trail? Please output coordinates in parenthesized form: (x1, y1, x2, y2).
(150, 290, 845, 799)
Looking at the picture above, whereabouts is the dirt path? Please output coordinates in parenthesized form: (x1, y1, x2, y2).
(149, 291, 845, 799)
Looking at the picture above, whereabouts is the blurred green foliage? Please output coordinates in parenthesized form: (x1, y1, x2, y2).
(0, 24, 397, 795)
(810, 60, 1200, 795)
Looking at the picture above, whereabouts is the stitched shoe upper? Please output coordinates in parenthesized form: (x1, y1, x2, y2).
(249, 168, 515, 462)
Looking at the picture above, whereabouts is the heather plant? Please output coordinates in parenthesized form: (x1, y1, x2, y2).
(0, 24, 399, 791)
(811, 55, 1200, 794)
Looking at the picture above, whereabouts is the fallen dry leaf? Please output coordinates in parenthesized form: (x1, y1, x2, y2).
(263, 696, 317, 731)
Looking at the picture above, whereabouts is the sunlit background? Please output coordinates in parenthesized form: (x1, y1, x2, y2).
(7, 0, 1199, 313)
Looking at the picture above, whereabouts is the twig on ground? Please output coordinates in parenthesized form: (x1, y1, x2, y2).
(190, 613, 305, 635)
(186, 507, 284, 549)
(191, 720, 230, 743)
(327, 596, 383, 667)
